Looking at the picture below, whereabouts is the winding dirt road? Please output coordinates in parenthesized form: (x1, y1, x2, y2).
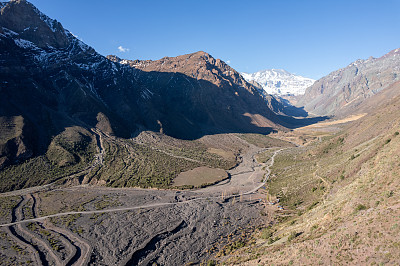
(0, 148, 283, 228)
(0, 131, 285, 265)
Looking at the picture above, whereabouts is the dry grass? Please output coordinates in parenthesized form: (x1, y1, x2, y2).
(172, 167, 228, 188)
(296, 113, 366, 130)
(207, 148, 236, 162)
(238, 133, 295, 148)
(243, 131, 400, 265)
(218, 95, 400, 265)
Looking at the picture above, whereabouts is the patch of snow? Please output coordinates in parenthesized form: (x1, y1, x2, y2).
(69, 32, 78, 38)
(75, 63, 89, 71)
(14, 38, 38, 49)
(76, 39, 90, 52)
(111, 62, 118, 73)
(241, 69, 315, 96)
(13, 38, 57, 64)
(141, 88, 154, 100)
(2, 27, 18, 37)
(31, 3, 59, 33)
(33, 50, 50, 62)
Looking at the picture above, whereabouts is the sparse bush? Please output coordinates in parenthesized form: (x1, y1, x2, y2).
(260, 229, 273, 239)
(207, 260, 216, 266)
(355, 204, 367, 212)
(225, 240, 245, 254)
(307, 201, 319, 211)
(311, 224, 318, 231)
(288, 231, 301, 242)
(293, 200, 303, 207)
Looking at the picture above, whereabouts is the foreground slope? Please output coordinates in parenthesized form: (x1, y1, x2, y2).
(217, 83, 400, 265)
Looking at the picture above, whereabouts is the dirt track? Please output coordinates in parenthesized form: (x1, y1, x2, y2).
(0, 141, 282, 265)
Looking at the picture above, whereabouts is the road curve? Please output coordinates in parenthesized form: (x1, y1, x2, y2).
(0, 148, 284, 228)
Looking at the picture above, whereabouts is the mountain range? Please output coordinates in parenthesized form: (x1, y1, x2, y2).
(1, 1, 400, 265)
(0, 0, 292, 169)
(297, 48, 400, 116)
(241, 69, 315, 96)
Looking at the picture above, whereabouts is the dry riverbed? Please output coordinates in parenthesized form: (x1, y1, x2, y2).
(0, 138, 284, 265)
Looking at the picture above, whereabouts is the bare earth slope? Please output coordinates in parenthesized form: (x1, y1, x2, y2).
(218, 82, 400, 265)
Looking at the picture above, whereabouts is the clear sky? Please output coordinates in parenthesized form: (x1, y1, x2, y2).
(28, 0, 400, 80)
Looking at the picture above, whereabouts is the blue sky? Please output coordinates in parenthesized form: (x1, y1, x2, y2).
(29, 0, 400, 79)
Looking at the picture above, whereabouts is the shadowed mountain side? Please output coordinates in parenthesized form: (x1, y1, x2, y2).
(128, 70, 282, 139)
(0, 57, 282, 168)
(264, 95, 310, 118)
(0, 34, 132, 161)
(275, 115, 329, 129)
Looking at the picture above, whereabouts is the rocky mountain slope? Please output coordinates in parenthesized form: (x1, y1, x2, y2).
(241, 69, 315, 96)
(107, 52, 287, 140)
(296, 48, 400, 116)
(0, 0, 137, 169)
(0, 0, 288, 170)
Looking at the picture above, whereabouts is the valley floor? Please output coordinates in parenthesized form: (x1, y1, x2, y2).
(0, 135, 284, 265)
(1, 114, 399, 265)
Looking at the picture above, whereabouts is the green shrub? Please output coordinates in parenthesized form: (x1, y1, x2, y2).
(261, 229, 273, 239)
(207, 260, 216, 266)
(355, 204, 367, 212)
(386, 190, 394, 198)
(307, 201, 319, 211)
(288, 231, 301, 242)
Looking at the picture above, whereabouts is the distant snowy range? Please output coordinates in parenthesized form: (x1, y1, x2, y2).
(241, 69, 315, 96)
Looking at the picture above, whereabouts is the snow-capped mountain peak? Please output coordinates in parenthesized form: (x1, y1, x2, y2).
(241, 69, 315, 96)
